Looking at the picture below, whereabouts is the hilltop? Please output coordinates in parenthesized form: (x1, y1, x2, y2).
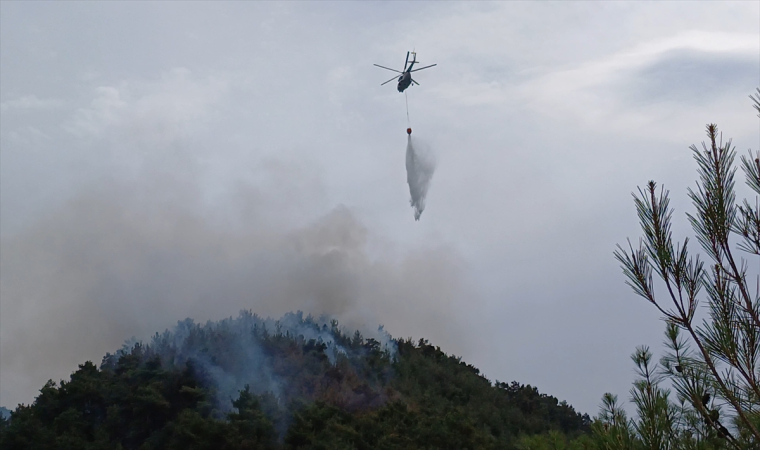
(0, 311, 593, 449)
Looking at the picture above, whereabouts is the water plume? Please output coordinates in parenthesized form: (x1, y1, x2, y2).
(405, 135, 436, 220)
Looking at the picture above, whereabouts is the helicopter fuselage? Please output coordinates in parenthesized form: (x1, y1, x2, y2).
(396, 60, 417, 92)
(397, 72, 412, 92)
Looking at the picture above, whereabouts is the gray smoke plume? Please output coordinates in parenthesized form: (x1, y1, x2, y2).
(405, 135, 436, 220)
(0, 164, 473, 409)
(105, 310, 396, 413)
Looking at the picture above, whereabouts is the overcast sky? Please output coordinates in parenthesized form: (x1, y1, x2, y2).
(1, 1, 759, 416)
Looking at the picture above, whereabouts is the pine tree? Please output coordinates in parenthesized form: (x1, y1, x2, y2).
(612, 91, 760, 450)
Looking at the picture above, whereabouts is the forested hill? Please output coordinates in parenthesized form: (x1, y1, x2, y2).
(0, 311, 593, 449)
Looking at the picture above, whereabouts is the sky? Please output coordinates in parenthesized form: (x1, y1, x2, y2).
(1, 1, 759, 416)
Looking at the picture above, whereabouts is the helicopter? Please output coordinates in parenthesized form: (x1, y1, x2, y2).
(374, 51, 436, 93)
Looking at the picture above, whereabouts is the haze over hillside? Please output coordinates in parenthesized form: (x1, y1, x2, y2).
(0, 311, 593, 449)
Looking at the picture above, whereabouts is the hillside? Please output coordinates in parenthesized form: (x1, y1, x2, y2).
(0, 311, 593, 449)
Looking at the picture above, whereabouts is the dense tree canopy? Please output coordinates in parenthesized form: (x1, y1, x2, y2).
(0, 312, 592, 449)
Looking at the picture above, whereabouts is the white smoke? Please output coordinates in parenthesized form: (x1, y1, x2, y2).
(405, 135, 436, 220)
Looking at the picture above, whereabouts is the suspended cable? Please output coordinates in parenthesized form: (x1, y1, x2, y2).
(405, 91, 410, 127)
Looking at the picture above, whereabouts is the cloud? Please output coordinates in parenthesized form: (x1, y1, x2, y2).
(517, 31, 759, 139)
(632, 49, 759, 105)
(0, 95, 63, 112)
(62, 68, 230, 143)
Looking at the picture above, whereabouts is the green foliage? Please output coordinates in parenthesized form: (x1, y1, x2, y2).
(0, 349, 277, 450)
(591, 393, 638, 450)
(0, 314, 592, 449)
(281, 337, 594, 450)
(517, 430, 597, 450)
(612, 93, 760, 450)
(592, 347, 730, 450)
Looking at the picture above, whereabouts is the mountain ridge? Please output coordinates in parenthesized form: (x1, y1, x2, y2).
(0, 311, 593, 449)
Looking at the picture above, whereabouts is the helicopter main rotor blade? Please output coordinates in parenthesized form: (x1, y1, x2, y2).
(410, 64, 437, 72)
(404, 51, 410, 71)
(374, 64, 402, 73)
(381, 75, 400, 86)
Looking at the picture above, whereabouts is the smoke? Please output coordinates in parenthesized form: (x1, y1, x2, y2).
(0, 162, 472, 409)
(405, 135, 436, 220)
(105, 310, 396, 415)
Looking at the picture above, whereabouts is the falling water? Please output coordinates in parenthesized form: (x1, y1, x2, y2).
(405, 135, 436, 220)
